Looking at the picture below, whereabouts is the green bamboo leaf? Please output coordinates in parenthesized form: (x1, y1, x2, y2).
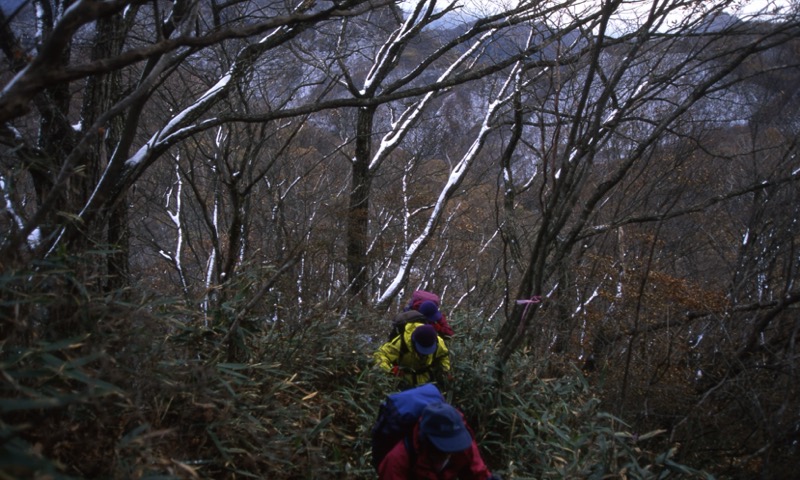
(0, 395, 78, 412)
(205, 428, 231, 460)
(308, 414, 334, 438)
(637, 428, 667, 441)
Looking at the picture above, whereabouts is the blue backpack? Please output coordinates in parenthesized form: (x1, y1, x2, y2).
(370, 383, 445, 471)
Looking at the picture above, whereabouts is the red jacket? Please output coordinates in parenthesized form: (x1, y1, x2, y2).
(407, 293, 455, 338)
(378, 424, 493, 480)
(406, 303, 455, 337)
(431, 313, 455, 338)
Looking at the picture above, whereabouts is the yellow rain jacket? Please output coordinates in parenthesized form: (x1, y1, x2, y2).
(374, 322, 451, 386)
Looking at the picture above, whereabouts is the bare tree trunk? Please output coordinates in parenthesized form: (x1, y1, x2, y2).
(347, 106, 376, 301)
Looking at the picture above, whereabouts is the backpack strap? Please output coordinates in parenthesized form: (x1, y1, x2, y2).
(389, 311, 426, 340)
(399, 334, 410, 357)
(404, 433, 417, 480)
(393, 332, 447, 386)
(397, 336, 424, 385)
(396, 335, 444, 385)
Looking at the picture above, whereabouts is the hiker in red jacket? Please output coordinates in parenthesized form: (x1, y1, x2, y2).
(405, 289, 455, 338)
(417, 300, 455, 338)
(378, 402, 501, 480)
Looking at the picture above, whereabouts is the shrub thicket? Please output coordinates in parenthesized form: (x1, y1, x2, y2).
(1, 263, 714, 480)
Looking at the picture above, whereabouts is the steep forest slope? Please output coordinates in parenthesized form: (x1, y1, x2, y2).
(2, 1, 799, 478)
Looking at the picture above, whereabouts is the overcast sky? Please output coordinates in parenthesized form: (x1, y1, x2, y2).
(0, 0, 789, 25)
(0, 0, 25, 15)
(397, 0, 792, 37)
(398, 0, 791, 19)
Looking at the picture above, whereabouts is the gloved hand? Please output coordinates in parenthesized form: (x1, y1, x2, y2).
(391, 365, 402, 377)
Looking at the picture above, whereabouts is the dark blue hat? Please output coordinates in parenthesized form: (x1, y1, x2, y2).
(419, 300, 442, 322)
(411, 324, 438, 355)
(419, 403, 472, 453)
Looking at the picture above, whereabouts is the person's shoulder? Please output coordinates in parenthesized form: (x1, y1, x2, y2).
(378, 434, 413, 476)
(394, 310, 426, 323)
(378, 335, 402, 349)
(403, 321, 426, 333)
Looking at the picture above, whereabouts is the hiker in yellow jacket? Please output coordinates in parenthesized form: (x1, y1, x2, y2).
(374, 323, 451, 388)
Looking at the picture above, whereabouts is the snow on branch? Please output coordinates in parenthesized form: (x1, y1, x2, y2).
(377, 61, 524, 305)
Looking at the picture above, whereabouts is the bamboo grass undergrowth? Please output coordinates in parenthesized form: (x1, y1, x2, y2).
(1, 266, 714, 479)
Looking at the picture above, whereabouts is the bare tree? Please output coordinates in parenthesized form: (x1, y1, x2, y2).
(493, 0, 800, 363)
(481, 0, 800, 472)
(0, 0, 393, 267)
(319, 0, 608, 305)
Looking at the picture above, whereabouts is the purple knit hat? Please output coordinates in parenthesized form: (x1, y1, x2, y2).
(419, 300, 443, 323)
(411, 324, 438, 355)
